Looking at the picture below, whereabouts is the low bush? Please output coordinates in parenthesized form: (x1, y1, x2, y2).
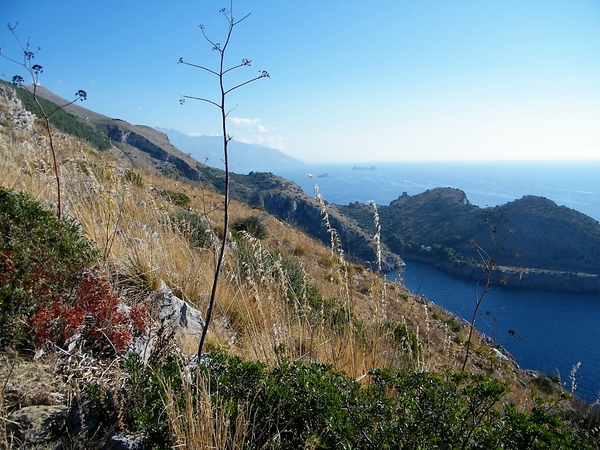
(232, 215, 268, 240)
(159, 188, 190, 207)
(122, 352, 183, 448)
(124, 169, 144, 188)
(0, 187, 98, 348)
(161, 353, 593, 449)
(169, 210, 213, 248)
(29, 269, 148, 354)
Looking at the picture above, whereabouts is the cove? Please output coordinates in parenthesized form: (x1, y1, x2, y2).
(388, 259, 600, 403)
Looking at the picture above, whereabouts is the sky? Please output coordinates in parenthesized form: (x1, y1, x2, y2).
(1, 1, 600, 163)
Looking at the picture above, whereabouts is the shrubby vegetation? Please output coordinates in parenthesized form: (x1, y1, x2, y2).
(159, 188, 191, 207)
(232, 215, 268, 240)
(169, 210, 214, 249)
(30, 269, 148, 355)
(112, 352, 592, 449)
(0, 187, 98, 348)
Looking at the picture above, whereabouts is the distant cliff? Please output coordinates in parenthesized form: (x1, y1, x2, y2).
(198, 169, 402, 271)
(340, 187, 600, 294)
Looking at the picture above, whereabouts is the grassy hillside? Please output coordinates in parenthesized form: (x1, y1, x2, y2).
(1, 83, 598, 448)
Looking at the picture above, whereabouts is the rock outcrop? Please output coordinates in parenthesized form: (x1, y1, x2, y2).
(342, 187, 600, 293)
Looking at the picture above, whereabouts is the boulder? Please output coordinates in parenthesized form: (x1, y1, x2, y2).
(154, 281, 204, 336)
(7, 404, 67, 447)
(129, 281, 205, 361)
(101, 432, 147, 450)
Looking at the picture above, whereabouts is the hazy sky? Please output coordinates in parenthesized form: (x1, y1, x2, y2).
(2, 1, 600, 162)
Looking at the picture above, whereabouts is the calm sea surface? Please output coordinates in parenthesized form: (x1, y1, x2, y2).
(277, 161, 600, 221)
(276, 161, 600, 402)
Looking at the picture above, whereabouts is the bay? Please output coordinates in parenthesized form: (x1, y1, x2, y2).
(274, 160, 600, 402)
(389, 260, 600, 403)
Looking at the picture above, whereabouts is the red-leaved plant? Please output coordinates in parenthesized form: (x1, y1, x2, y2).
(29, 269, 147, 354)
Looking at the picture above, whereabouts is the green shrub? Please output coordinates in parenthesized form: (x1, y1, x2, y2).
(0, 188, 98, 348)
(124, 169, 144, 188)
(232, 215, 268, 240)
(169, 210, 213, 248)
(200, 353, 360, 449)
(159, 188, 190, 207)
(531, 373, 561, 395)
(122, 352, 183, 448)
(111, 351, 597, 448)
(385, 322, 421, 357)
(196, 355, 594, 449)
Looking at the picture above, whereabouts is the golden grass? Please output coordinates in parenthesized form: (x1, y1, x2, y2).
(163, 371, 249, 450)
(0, 126, 494, 368)
(0, 99, 540, 426)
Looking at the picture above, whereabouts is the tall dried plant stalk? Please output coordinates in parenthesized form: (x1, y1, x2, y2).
(178, 2, 268, 359)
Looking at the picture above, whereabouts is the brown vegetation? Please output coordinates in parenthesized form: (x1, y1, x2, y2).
(2, 84, 597, 448)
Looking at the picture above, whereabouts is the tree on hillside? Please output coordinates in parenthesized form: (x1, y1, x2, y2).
(178, 1, 269, 358)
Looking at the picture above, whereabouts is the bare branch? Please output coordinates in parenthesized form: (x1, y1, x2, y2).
(178, 57, 220, 77)
(221, 58, 253, 76)
(179, 94, 220, 109)
(198, 24, 223, 53)
(225, 71, 270, 95)
(232, 12, 251, 26)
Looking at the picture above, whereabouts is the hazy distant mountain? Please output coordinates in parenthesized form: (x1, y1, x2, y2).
(157, 127, 304, 174)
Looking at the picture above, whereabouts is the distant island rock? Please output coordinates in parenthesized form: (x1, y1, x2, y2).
(351, 166, 377, 171)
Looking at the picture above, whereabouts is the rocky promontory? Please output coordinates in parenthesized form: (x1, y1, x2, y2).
(340, 188, 600, 294)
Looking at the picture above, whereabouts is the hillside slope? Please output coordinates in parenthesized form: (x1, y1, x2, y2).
(20, 82, 600, 293)
(18, 83, 398, 270)
(1, 82, 598, 449)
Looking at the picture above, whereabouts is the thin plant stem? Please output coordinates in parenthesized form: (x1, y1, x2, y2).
(178, 2, 268, 359)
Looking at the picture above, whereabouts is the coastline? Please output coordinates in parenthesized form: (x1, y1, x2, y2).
(400, 254, 600, 295)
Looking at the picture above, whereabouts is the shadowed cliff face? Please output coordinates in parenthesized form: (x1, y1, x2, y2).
(220, 171, 402, 271)
(103, 123, 201, 181)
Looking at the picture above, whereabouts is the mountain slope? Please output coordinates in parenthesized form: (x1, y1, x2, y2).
(19, 84, 203, 181)
(157, 127, 304, 174)
(22, 83, 600, 292)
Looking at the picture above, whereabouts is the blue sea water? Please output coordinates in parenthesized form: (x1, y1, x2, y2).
(391, 261, 600, 403)
(275, 160, 600, 402)
(277, 161, 600, 221)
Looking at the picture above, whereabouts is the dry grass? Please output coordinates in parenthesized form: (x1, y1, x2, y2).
(0, 90, 544, 447)
(163, 370, 249, 450)
(0, 118, 524, 376)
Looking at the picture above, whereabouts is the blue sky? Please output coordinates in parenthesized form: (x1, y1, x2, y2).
(2, 1, 600, 162)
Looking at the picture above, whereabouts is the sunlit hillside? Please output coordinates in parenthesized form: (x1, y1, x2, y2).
(1, 83, 598, 448)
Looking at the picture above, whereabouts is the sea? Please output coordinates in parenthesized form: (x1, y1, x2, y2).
(275, 160, 600, 402)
